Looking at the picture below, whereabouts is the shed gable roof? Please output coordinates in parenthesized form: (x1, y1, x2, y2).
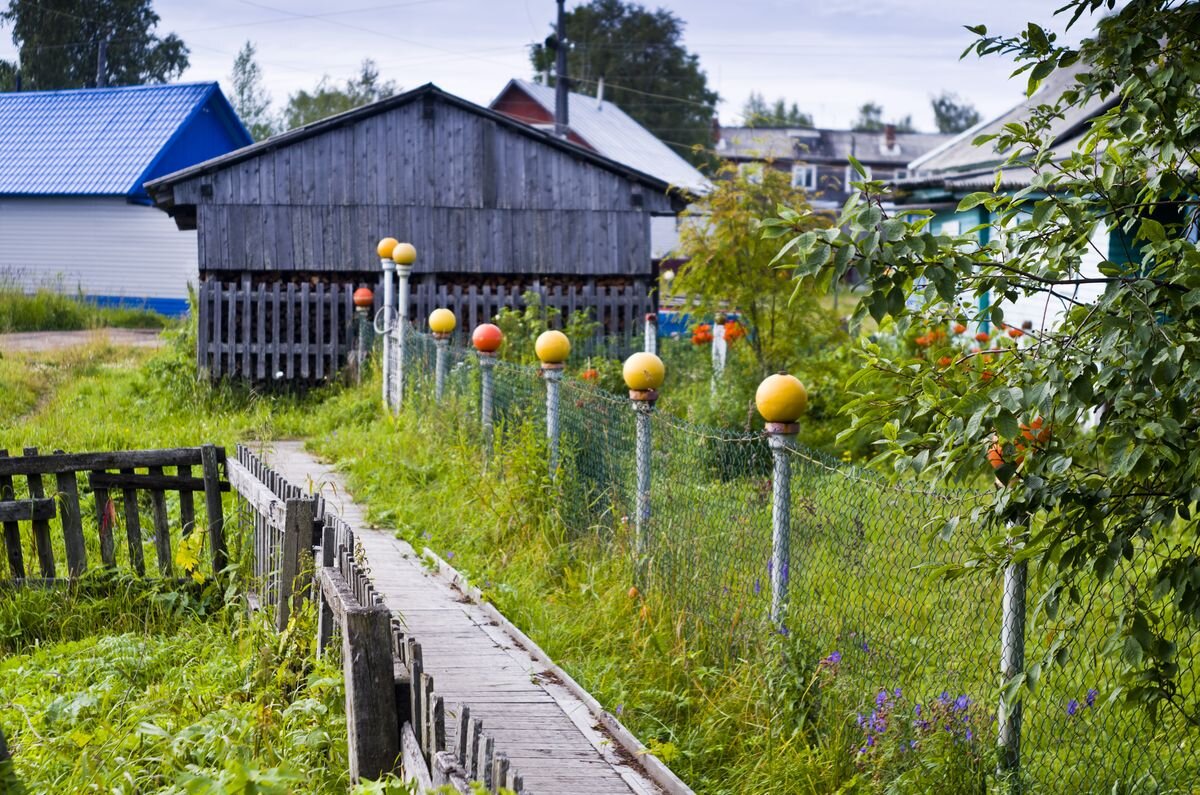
(147, 83, 688, 203)
(492, 79, 710, 194)
(0, 82, 251, 198)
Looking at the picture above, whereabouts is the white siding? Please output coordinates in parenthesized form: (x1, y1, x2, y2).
(0, 197, 196, 303)
(994, 221, 1108, 332)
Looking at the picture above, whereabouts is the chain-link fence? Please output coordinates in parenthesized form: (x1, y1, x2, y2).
(385, 327, 1199, 793)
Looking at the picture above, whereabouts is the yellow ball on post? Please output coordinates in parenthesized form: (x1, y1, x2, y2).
(623, 352, 665, 392)
(391, 242, 417, 265)
(377, 237, 399, 258)
(755, 373, 808, 424)
(428, 308, 456, 335)
(535, 330, 571, 365)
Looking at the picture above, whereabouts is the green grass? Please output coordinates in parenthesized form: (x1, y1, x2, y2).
(0, 574, 362, 793)
(0, 332, 419, 793)
(0, 284, 170, 333)
(0, 323, 1193, 793)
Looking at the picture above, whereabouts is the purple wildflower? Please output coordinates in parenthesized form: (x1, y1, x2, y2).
(954, 695, 970, 712)
(1086, 689, 1097, 708)
(876, 690, 888, 707)
(754, 579, 761, 595)
(894, 688, 902, 699)
(1067, 699, 1079, 717)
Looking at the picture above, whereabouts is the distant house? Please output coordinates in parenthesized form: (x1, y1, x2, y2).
(891, 68, 1122, 330)
(716, 124, 953, 210)
(490, 78, 709, 259)
(0, 83, 251, 315)
(147, 83, 691, 381)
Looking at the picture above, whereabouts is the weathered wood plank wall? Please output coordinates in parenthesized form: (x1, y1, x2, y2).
(168, 98, 670, 278)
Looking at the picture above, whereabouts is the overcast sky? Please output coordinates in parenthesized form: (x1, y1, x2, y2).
(1, 0, 1096, 131)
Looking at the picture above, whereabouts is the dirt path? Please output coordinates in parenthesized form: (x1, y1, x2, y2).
(0, 328, 165, 353)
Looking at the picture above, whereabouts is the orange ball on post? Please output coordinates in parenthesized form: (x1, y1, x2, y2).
(472, 323, 503, 353)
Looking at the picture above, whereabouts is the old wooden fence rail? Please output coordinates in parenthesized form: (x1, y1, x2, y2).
(198, 278, 359, 383)
(199, 278, 652, 382)
(232, 446, 527, 792)
(0, 445, 228, 583)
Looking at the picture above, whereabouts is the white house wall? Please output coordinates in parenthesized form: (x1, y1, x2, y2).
(0, 196, 196, 314)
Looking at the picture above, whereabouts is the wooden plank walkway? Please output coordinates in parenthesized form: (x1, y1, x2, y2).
(262, 441, 671, 795)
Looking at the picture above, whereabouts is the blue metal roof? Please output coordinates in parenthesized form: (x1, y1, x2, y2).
(0, 82, 251, 198)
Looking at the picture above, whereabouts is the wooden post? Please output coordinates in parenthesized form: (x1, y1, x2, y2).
(492, 753, 510, 795)
(0, 450, 25, 579)
(456, 706, 471, 766)
(119, 466, 143, 576)
(200, 444, 227, 576)
(276, 498, 311, 632)
(316, 521, 336, 658)
(25, 448, 56, 578)
(479, 736, 494, 790)
(468, 718, 483, 780)
(343, 607, 401, 782)
(410, 650, 425, 755)
(53, 452, 86, 578)
(148, 466, 172, 577)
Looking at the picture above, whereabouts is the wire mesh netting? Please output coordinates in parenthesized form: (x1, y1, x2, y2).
(386, 329, 1200, 793)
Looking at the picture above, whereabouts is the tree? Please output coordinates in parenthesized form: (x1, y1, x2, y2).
(529, 0, 718, 164)
(742, 91, 813, 127)
(0, 0, 188, 90)
(770, 0, 1200, 719)
(228, 41, 276, 141)
(931, 91, 982, 133)
(675, 162, 838, 375)
(852, 101, 915, 133)
(281, 60, 396, 130)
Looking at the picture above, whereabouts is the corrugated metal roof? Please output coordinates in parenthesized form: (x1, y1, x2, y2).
(499, 79, 710, 194)
(907, 68, 1114, 176)
(0, 83, 222, 196)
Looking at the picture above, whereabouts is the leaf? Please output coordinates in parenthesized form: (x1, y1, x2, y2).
(957, 192, 993, 212)
(847, 154, 866, 179)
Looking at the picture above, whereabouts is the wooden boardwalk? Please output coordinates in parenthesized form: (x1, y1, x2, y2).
(263, 441, 681, 795)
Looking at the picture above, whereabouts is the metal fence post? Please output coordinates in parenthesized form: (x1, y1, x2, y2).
(353, 287, 373, 386)
(755, 373, 808, 630)
(711, 312, 727, 391)
(643, 312, 657, 355)
(434, 335, 449, 401)
(392, 243, 417, 412)
(999, 522, 1028, 789)
(766, 425, 796, 627)
(378, 240, 396, 409)
(479, 353, 496, 458)
(623, 352, 665, 571)
(536, 330, 571, 477)
(429, 307, 457, 404)
(472, 324, 503, 459)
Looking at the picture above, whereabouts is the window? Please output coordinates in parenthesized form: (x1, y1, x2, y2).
(738, 162, 763, 184)
(844, 164, 872, 187)
(791, 164, 817, 190)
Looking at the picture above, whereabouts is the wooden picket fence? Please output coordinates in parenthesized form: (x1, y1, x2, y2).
(197, 277, 652, 383)
(231, 447, 528, 792)
(0, 445, 228, 583)
(198, 278, 360, 383)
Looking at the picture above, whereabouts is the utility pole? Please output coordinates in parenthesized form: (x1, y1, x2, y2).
(554, 0, 569, 139)
(96, 37, 109, 87)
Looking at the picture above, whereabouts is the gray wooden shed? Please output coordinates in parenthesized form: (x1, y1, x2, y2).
(146, 83, 688, 381)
